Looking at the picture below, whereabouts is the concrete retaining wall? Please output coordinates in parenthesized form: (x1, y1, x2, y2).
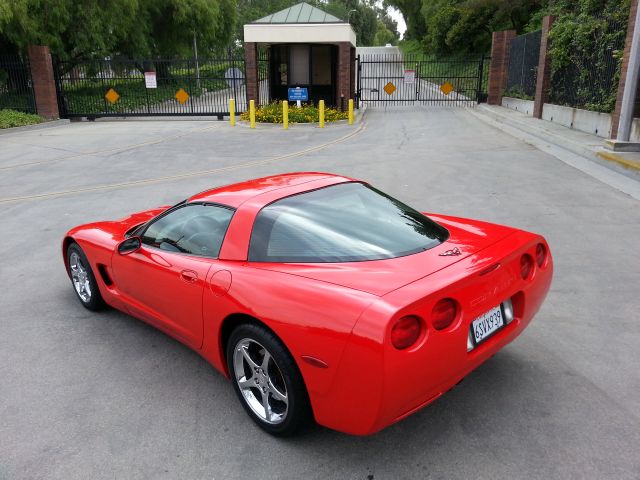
(541, 103, 612, 138)
(502, 98, 640, 141)
(502, 97, 534, 116)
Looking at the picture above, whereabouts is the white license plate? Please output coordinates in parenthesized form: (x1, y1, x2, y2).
(471, 305, 504, 345)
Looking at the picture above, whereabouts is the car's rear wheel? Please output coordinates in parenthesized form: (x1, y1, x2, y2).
(227, 323, 311, 436)
(66, 243, 104, 311)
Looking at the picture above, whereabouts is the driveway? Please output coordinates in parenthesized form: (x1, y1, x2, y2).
(1, 108, 639, 479)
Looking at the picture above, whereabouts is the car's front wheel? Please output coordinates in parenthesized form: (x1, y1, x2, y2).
(227, 324, 311, 436)
(66, 242, 104, 311)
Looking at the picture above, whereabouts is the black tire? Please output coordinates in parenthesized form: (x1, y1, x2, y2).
(66, 242, 105, 311)
(226, 323, 312, 436)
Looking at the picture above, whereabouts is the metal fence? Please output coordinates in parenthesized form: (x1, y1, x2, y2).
(357, 53, 488, 107)
(0, 54, 36, 113)
(55, 55, 248, 118)
(549, 18, 626, 113)
(505, 30, 542, 100)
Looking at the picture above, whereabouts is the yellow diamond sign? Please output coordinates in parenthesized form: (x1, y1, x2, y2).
(104, 88, 120, 104)
(440, 82, 455, 96)
(175, 88, 190, 105)
(383, 82, 396, 96)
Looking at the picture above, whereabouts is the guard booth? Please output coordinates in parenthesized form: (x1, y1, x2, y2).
(244, 2, 356, 109)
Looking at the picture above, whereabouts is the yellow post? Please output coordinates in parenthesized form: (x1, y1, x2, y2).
(348, 99, 354, 125)
(249, 99, 256, 129)
(283, 100, 289, 129)
(319, 100, 325, 128)
(229, 99, 235, 126)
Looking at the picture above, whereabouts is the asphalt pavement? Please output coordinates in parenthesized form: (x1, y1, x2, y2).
(1, 107, 639, 479)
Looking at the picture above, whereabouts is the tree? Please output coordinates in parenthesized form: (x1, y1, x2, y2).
(385, 0, 427, 40)
(0, 0, 237, 59)
(420, 0, 547, 55)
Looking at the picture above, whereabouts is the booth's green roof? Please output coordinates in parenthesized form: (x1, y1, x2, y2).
(252, 2, 345, 24)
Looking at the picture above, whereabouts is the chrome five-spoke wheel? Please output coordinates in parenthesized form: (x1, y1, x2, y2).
(66, 243, 104, 311)
(69, 251, 92, 303)
(233, 338, 288, 424)
(227, 323, 311, 435)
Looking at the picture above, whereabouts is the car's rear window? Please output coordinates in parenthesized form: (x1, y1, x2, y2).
(248, 182, 448, 263)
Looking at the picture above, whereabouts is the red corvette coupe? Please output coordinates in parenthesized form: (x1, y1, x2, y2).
(63, 173, 552, 436)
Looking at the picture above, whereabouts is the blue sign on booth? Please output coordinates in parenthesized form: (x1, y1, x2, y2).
(288, 87, 308, 102)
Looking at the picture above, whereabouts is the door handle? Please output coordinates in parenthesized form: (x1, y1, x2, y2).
(180, 270, 198, 283)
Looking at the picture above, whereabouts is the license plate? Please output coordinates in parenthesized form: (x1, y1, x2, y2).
(471, 305, 504, 345)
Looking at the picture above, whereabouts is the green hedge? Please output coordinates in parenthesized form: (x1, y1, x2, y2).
(0, 109, 43, 129)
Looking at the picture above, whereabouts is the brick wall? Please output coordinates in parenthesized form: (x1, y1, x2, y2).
(487, 30, 516, 105)
(244, 42, 259, 106)
(533, 16, 555, 119)
(27, 45, 59, 118)
(611, 0, 639, 138)
(336, 42, 353, 110)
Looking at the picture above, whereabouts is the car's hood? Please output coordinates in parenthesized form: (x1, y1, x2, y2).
(251, 214, 517, 296)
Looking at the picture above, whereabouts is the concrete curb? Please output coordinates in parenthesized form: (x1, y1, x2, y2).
(0, 119, 70, 135)
(469, 106, 640, 201)
(474, 105, 640, 175)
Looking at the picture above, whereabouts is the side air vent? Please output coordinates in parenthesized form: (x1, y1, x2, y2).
(97, 264, 114, 286)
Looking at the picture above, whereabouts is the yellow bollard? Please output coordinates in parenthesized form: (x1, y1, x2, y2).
(229, 99, 235, 126)
(283, 100, 289, 130)
(249, 99, 256, 129)
(319, 100, 325, 128)
(348, 99, 354, 125)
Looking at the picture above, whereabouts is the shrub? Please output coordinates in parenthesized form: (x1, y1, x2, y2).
(240, 102, 348, 123)
(0, 109, 44, 129)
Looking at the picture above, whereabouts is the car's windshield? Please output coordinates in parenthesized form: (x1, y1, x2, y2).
(249, 182, 448, 263)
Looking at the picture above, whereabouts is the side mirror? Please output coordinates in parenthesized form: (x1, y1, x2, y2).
(118, 237, 141, 255)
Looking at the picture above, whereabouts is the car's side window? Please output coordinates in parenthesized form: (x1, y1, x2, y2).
(140, 204, 234, 258)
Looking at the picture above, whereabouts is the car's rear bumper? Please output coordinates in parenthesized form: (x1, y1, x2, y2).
(309, 231, 552, 435)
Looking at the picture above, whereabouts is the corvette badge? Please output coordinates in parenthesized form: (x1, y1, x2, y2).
(439, 247, 462, 256)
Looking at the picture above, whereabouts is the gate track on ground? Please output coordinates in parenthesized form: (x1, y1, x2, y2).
(0, 120, 367, 205)
(0, 123, 225, 171)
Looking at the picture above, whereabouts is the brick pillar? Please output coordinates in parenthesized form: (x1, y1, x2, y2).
(27, 45, 59, 118)
(244, 42, 259, 106)
(336, 42, 353, 110)
(611, 0, 639, 138)
(533, 16, 555, 118)
(487, 30, 516, 105)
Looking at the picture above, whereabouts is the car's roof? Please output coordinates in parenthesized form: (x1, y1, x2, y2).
(187, 172, 355, 208)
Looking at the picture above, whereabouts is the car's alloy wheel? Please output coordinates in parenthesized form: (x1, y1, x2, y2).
(227, 324, 311, 436)
(69, 251, 92, 303)
(233, 338, 289, 424)
(66, 243, 104, 311)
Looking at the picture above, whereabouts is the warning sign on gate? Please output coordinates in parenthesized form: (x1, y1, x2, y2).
(383, 82, 396, 96)
(404, 70, 415, 84)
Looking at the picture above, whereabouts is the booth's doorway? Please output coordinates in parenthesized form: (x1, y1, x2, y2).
(269, 44, 337, 106)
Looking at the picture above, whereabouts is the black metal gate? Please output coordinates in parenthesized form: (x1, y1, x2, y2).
(55, 55, 252, 118)
(0, 54, 36, 113)
(356, 53, 488, 107)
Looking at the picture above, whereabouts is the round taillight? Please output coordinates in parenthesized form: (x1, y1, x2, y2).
(520, 254, 534, 280)
(536, 243, 547, 267)
(431, 298, 457, 330)
(391, 316, 422, 350)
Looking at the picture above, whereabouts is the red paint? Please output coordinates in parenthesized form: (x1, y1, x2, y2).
(63, 173, 553, 435)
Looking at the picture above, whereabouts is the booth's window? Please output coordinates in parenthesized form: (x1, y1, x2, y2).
(290, 45, 310, 85)
(312, 46, 332, 85)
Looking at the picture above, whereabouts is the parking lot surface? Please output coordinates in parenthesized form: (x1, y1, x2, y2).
(1, 109, 639, 479)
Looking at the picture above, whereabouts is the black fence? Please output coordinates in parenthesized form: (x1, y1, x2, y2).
(0, 55, 36, 113)
(357, 53, 488, 107)
(55, 55, 248, 118)
(550, 18, 626, 113)
(505, 30, 542, 100)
